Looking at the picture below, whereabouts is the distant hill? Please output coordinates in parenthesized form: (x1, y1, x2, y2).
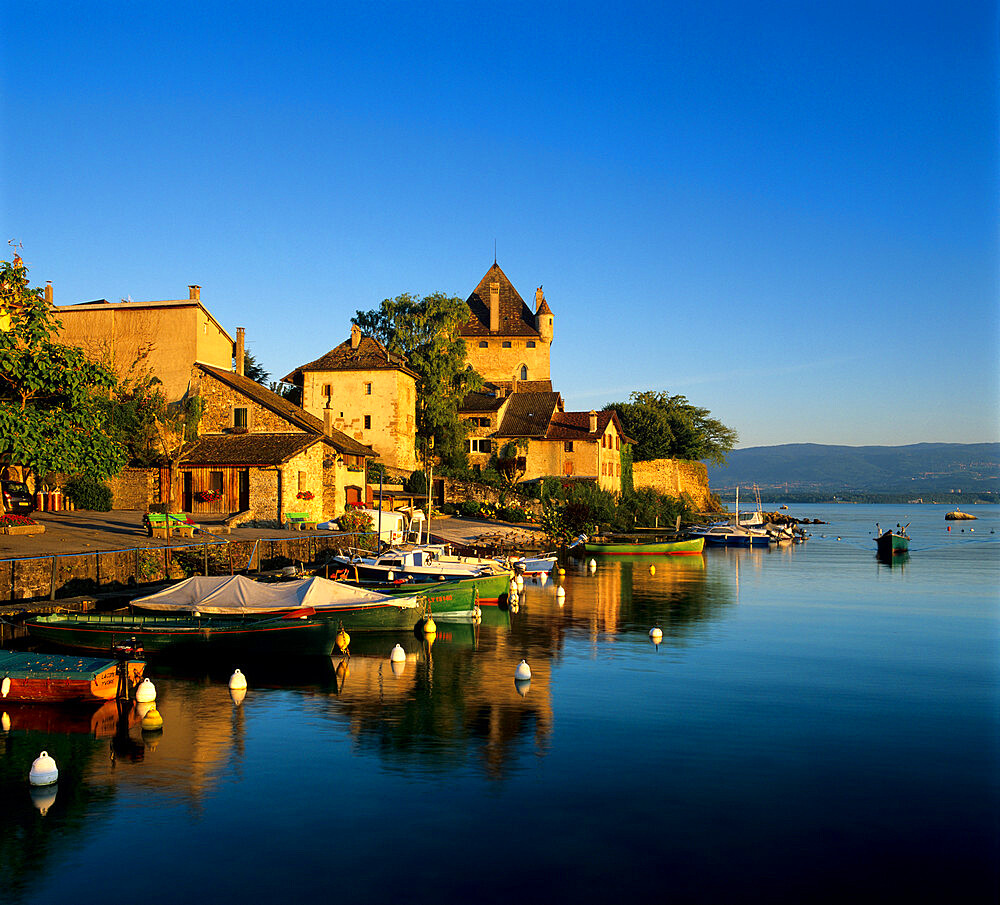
(704, 442, 1000, 498)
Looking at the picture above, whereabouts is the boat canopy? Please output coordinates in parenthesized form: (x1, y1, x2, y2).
(131, 574, 418, 615)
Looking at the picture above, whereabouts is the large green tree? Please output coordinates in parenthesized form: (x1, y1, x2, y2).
(604, 390, 738, 464)
(353, 292, 483, 468)
(0, 257, 126, 505)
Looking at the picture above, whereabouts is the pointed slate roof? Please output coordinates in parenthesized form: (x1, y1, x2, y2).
(460, 262, 542, 338)
(282, 335, 418, 383)
(196, 364, 375, 458)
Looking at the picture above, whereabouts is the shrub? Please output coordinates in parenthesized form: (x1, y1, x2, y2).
(338, 508, 376, 551)
(458, 500, 482, 518)
(64, 476, 113, 511)
(405, 469, 428, 495)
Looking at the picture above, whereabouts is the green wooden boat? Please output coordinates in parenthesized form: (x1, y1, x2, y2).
(25, 610, 348, 658)
(875, 523, 910, 558)
(584, 536, 705, 556)
(350, 572, 512, 609)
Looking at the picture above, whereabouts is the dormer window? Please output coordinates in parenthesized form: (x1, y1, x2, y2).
(233, 407, 248, 431)
(479, 340, 488, 348)
(502, 341, 512, 348)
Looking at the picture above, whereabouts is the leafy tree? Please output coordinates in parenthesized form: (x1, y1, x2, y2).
(150, 395, 204, 513)
(604, 391, 738, 464)
(354, 292, 483, 468)
(237, 349, 270, 385)
(0, 256, 126, 512)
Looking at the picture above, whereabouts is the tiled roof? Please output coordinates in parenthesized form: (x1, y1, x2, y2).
(196, 364, 375, 457)
(458, 391, 507, 414)
(544, 410, 634, 443)
(282, 335, 418, 382)
(180, 433, 319, 466)
(496, 392, 562, 438)
(460, 263, 541, 338)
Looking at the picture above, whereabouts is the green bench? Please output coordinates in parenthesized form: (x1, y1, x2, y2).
(284, 511, 318, 530)
(145, 513, 169, 538)
(168, 513, 201, 537)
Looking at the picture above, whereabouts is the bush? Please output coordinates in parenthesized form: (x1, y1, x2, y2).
(405, 469, 428, 495)
(458, 500, 482, 518)
(64, 476, 113, 511)
(338, 508, 377, 551)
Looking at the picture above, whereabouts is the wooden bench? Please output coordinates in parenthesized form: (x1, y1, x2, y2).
(284, 511, 318, 530)
(145, 513, 170, 539)
(169, 513, 201, 538)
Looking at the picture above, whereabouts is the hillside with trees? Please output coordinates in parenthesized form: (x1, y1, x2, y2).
(705, 442, 1000, 500)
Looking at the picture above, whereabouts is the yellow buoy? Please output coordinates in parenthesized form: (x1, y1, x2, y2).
(141, 706, 163, 731)
(423, 615, 437, 634)
(336, 626, 351, 652)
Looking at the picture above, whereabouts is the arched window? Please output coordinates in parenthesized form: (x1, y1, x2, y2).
(519, 364, 528, 381)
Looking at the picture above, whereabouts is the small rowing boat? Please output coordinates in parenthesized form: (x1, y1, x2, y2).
(875, 523, 910, 558)
(583, 536, 705, 555)
(0, 650, 145, 702)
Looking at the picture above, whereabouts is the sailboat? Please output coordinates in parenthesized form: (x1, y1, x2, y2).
(688, 486, 773, 547)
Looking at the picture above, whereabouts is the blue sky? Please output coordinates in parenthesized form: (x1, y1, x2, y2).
(2, 0, 997, 448)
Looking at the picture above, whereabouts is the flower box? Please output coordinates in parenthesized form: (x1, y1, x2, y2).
(1, 524, 45, 536)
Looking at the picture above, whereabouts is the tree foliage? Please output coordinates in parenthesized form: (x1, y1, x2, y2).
(238, 349, 270, 385)
(0, 257, 126, 498)
(353, 292, 483, 468)
(604, 391, 738, 465)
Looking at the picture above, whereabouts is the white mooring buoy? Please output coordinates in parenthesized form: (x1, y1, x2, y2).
(556, 586, 566, 598)
(29, 751, 58, 786)
(229, 669, 248, 691)
(650, 627, 663, 643)
(390, 644, 406, 663)
(135, 678, 156, 703)
(515, 660, 532, 681)
(2, 676, 10, 698)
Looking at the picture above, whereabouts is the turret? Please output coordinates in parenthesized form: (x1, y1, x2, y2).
(535, 286, 553, 343)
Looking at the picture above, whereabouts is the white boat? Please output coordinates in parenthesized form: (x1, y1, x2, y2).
(328, 546, 511, 582)
(688, 486, 772, 547)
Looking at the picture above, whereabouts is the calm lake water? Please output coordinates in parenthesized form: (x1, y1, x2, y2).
(2, 504, 998, 904)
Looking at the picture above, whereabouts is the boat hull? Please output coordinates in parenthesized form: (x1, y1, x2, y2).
(876, 532, 909, 557)
(584, 537, 705, 555)
(0, 651, 145, 702)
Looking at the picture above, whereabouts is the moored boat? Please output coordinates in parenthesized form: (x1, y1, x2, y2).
(583, 536, 705, 555)
(0, 650, 145, 702)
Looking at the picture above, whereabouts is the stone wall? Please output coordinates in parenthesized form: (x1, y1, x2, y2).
(109, 468, 160, 510)
(440, 477, 540, 514)
(465, 337, 552, 384)
(632, 459, 713, 510)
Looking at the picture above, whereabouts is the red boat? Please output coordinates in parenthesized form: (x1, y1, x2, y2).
(0, 650, 145, 703)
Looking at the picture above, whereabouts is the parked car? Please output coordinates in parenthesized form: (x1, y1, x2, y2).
(2, 480, 35, 514)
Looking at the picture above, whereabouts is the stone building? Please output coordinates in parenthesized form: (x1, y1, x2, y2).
(461, 388, 630, 493)
(459, 262, 553, 391)
(52, 284, 233, 403)
(177, 363, 375, 522)
(283, 325, 419, 473)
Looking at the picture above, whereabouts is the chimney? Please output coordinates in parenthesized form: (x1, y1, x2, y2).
(324, 409, 333, 436)
(489, 282, 500, 333)
(351, 323, 362, 350)
(235, 327, 245, 376)
(189, 285, 201, 301)
(44, 282, 53, 305)
(535, 286, 544, 310)
(589, 410, 598, 433)
(512, 374, 519, 394)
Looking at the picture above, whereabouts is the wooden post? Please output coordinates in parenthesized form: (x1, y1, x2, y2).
(203, 541, 209, 576)
(49, 556, 57, 601)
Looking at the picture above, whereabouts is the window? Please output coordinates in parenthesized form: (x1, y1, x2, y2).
(564, 461, 574, 475)
(470, 438, 491, 453)
(364, 415, 371, 430)
(364, 382, 372, 395)
(210, 471, 223, 493)
(527, 340, 536, 348)
(478, 417, 490, 427)
(520, 365, 528, 380)
(616, 436, 620, 450)
(479, 340, 488, 348)
(322, 384, 331, 398)
(298, 471, 307, 491)
(564, 441, 574, 452)
(233, 407, 248, 430)
(502, 341, 512, 348)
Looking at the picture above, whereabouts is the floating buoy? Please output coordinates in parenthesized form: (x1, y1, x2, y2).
(336, 626, 351, 652)
(1, 712, 10, 732)
(514, 678, 531, 697)
(228, 669, 247, 691)
(230, 686, 246, 706)
(29, 751, 58, 786)
(558, 567, 565, 576)
(386, 571, 395, 581)
(1, 676, 9, 698)
(649, 565, 656, 574)
(135, 678, 156, 703)
(650, 627, 663, 643)
(30, 784, 57, 816)
(390, 644, 406, 663)
(515, 660, 531, 681)
(423, 615, 436, 634)
(556, 586, 566, 598)
(141, 706, 164, 731)
(589, 559, 596, 568)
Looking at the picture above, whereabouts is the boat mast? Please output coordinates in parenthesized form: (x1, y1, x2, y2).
(735, 486, 740, 529)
